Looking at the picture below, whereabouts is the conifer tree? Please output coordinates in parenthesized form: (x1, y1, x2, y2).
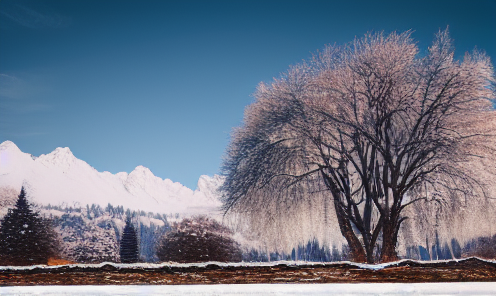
(119, 217, 139, 263)
(0, 187, 59, 265)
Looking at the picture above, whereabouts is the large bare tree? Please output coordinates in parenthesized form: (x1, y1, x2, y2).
(222, 30, 496, 263)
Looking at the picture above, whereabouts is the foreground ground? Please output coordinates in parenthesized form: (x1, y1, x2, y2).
(2, 283, 496, 296)
(1, 258, 495, 285)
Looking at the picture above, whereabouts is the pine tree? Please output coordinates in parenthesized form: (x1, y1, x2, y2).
(120, 217, 139, 263)
(0, 187, 59, 265)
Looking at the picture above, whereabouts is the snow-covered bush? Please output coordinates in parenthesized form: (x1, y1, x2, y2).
(462, 235, 496, 259)
(156, 216, 242, 263)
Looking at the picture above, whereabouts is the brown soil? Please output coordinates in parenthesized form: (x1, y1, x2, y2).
(1, 258, 495, 286)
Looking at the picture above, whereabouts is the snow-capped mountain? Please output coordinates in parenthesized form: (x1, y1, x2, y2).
(0, 141, 223, 216)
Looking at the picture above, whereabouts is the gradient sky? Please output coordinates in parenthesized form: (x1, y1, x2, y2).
(1, 0, 495, 189)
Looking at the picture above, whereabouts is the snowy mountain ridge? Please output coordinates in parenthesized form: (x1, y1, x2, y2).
(0, 141, 223, 216)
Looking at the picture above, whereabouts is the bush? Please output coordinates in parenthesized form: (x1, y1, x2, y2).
(156, 216, 242, 263)
(462, 235, 496, 259)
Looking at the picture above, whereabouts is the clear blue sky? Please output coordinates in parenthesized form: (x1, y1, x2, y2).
(1, 0, 495, 189)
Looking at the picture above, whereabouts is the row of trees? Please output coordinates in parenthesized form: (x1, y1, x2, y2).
(0, 187, 241, 265)
(0, 188, 139, 265)
(222, 29, 496, 263)
(48, 202, 170, 263)
(1, 186, 493, 266)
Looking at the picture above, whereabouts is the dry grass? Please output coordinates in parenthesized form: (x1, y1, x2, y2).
(47, 258, 76, 266)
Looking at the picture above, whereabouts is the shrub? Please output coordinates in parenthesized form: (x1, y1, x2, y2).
(156, 216, 241, 263)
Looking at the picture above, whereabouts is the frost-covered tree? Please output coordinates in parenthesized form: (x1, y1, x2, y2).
(156, 216, 242, 263)
(120, 217, 139, 263)
(55, 206, 119, 263)
(46, 203, 168, 263)
(0, 187, 60, 265)
(222, 29, 496, 263)
(0, 186, 18, 211)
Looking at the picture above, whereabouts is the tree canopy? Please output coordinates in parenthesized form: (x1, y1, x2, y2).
(222, 29, 496, 263)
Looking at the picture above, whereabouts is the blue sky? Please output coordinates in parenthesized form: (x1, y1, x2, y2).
(1, 0, 495, 189)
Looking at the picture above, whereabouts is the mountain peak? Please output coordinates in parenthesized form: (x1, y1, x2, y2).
(46, 146, 76, 162)
(36, 146, 77, 169)
(131, 165, 153, 175)
(0, 140, 21, 153)
(53, 147, 74, 156)
(0, 141, 31, 171)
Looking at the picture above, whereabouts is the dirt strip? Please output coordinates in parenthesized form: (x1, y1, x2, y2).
(1, 258, 495, 285)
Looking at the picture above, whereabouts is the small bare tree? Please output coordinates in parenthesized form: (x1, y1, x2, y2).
(222, 29, 496, 263)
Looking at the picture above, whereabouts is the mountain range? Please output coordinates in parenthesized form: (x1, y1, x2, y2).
(0, 141, 223, 216)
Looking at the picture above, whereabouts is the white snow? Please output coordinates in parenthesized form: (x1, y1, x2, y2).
(1, 283, 496, 295)
(138, 216, 165, 227)
(0, 141, 222, 216)
(0, 256, 493, 271)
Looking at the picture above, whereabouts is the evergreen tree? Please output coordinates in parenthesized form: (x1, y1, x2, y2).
(120, 217, 139, 263)
(0, 187, 59, 265)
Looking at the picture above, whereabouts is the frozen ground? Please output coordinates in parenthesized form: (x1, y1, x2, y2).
(2, 256, 494, 271)
(2, 257, 496, 286)
(1, 283, 496, 295)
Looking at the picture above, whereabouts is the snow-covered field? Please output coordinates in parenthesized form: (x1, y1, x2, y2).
(1, 283, 496, 295)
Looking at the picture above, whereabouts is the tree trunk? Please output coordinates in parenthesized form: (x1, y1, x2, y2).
(380, 223, 398, 262)
(339, 220, 367, 263)
(334, 199, 367, 263)
(364, 244, 375, 264)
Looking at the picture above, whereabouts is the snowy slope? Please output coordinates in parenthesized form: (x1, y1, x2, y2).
(0, 141, 222, 215)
